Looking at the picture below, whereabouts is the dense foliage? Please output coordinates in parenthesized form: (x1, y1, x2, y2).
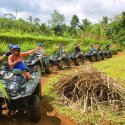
(0, 10, 125, 55)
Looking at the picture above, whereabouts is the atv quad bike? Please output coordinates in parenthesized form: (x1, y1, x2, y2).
(85, 51, 99, 62)
(97, 50, 105, 61)
(103, 45, 112, 58)
(27, 53, 52, 74)
(49, 53, 70, 70)
(68, 52, 84, 66)
(0, 65, 42, 122)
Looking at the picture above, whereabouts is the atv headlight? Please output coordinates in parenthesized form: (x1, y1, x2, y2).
(62, 54, 65, 57)
(50, 56, 53, 60)
(76, 55, 78, 58)
(58, 57, 61, 60)
(25, 82, 35, 95)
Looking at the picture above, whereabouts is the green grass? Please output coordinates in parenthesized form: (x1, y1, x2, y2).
(94, 53, 125, 81)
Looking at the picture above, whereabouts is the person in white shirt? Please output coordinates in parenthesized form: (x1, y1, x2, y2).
(36, 43, 45, 56)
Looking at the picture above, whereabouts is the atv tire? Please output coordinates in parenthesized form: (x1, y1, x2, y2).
(45, 63, 52, 74)
(58, 61, 66, 70)
(30, 95, 41, 122)
(0, 102, 2, 119)
(75, 58, 81, 66)
(34, 65, 42, 75)
(101, 54, 104, 60)
(107, 53, 112, 58)
(90, 56, 96, 62)
(67, 59, 74, 67)
(97, 54, 102, 61)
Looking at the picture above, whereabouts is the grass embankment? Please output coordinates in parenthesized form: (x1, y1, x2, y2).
(0, 33, 119, 56)
(43, 53, 125, 124)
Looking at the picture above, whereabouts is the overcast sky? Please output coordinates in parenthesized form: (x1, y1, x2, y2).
(0, 0, 125, 24)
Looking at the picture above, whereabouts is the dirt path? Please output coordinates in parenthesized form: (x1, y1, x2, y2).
(0, 68, 77, 125)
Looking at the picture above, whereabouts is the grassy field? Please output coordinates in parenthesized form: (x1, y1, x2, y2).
(94, 53, 125, 81)
(43, 53, 125, 124)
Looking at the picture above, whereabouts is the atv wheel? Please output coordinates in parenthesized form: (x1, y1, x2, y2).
(58, 61, 66, 70)
(101, 54, 104, 60)
(75, 58, 81, 66)
(34, 65, 42, 98)
(81, 57, 84, 63)
(97, 54, 102, 61)
(90, 56, 96, 62)
(68, 59, 74, 67)
(0, 102, 2, 118)
(45, 63, 52, 74)
(34, 65, 42, 75)
(30, 95, 41, 122)
(107, 53, 112, 58)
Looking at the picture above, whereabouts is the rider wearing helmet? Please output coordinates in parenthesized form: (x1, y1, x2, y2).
(90, 44, 96, 52)
(36, 43, 45, 56)
(0, 44, 14, 61)
(74, 43, 81, 53)
(56, 44, 65, 55)
(105, 44, 110, 50)
(8, 45, 40, 80)
(96, 44, 102, 51)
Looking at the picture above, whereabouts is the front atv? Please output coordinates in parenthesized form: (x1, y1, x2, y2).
(0, 65, 42, 122)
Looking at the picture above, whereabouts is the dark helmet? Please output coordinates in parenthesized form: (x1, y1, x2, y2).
(98, 44, 101, 47)
(8, 44, 14, 49)
(12, 45, 21, 52)
(38, 43, 43, 47)
(90, 44, 94, 47)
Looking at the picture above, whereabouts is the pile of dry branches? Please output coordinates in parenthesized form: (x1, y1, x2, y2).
(54, 64, 125, 111)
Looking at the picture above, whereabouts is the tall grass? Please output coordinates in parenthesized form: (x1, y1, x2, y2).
(0, 33, 117, 55)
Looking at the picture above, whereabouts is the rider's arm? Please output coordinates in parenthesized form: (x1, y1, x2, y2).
(42, 49, 45, 55)
(21, 48, 38, 57)
(8, 55, 19, 67)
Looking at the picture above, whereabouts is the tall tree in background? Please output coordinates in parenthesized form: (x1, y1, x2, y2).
(27, 16, 33, 23)
(49, 9, 65, 27)
(49, 10, 65, 36)
(121, 11, 125, 28)
(70, 14, 79, 28)
(34, 17, 40, 26)
(101, 16, 108, 25)
(70, 14, 79, 36)
(79, 18, 91, 31)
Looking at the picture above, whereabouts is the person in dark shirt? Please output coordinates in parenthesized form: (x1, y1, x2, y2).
(0, 44, 14, 61)
(74, 43, 81, 53)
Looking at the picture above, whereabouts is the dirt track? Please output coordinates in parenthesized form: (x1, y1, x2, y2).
(0, 68, 77, 125)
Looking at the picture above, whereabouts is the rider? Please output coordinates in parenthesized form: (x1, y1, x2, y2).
(36, 43, 45, 56)
(74, 43, 81, 53)
(90, 44, 96, 53)
(8, 45, 40, 80)
(56, 44, 65, 56)
(105, 44, 110, 50)
(96, 44, 102, 51)
(0, 44, 14, 61)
